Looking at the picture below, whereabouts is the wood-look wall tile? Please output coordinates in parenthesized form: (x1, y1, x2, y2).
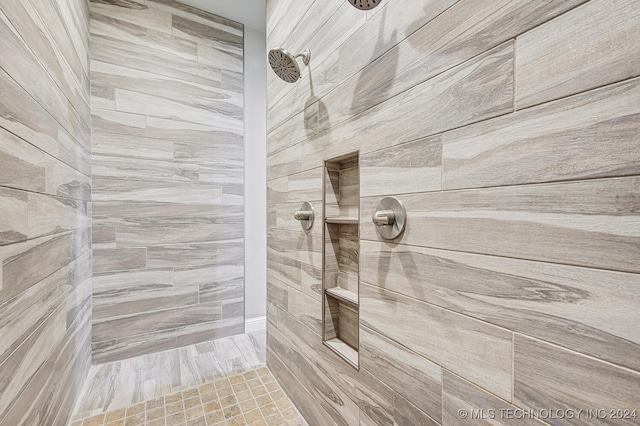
(267, 348, 334, 426)
(146, 240, 243, 270)
(514, 335, 640, 426)
(92, 302, 223, 343)
(360, 240, 640, 372)
(91, 60, 242, 115)
(0, 300, 68, 418)
(268, 303, 398, 425)
(361, 176, 640, 274)
(269, 326, 360, 426)
(360, 326, 442, 422)
(516, 0, 640, 109)
(175, 263, 244, 288)
(0, 188, 28, 246)
(1, 228, 91, 304)
(221, 70, 244, 94)
(0, 0, 89, 113)
(302, 42, 514, 172)
(172, 14, 242, 47)
(93, 247, 146, 274)
(0, 9, 90, 143)
(90, 34, 220, 87)
(267, 229, 322, 268)
(0, 251, 90, 366)
(89, 0, 173, 34)
(116, 221, 243, 248)
(2, 303, 91, 426)
(146, 0, 243, 32)
(361, 136, 442, 197)
(91, 11, 197, 60)
(114, 88, 242, 131)
(0, 67, 90, 175)
(92, 131, 174, 161)
(0, 0, 90, 423)
(443, 77, 640, 190)
(268, 108, 318, 158)
(27, 193, 90, 240)
(91, 84, 116, 110)
(360, 282, 513, 400)
(199, 276, 244, 305)
(197, 42, 243, 74)
(392, 393, 439, 426)
(267, 250, 322, 301)
(443, 370, 542, 426)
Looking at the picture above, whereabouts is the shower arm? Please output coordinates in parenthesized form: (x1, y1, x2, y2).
(295, 49, 311, 66)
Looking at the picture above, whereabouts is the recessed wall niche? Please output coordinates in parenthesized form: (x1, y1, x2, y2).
(322, 152, 360, 368)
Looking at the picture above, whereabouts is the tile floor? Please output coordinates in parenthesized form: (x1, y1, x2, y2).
(71, 332, 307, 425)
(70, 367, 306, 426)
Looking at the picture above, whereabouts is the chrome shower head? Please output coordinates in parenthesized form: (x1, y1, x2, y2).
(347, 0, 382, 10)
(268, 48, 311, 83)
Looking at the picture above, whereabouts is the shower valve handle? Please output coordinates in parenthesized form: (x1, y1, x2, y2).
(294, 210, 312, 221)
(293, 202, 314, 230)
(372, 210, 395, 226)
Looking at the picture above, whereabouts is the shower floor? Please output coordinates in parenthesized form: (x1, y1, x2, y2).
(71, 332, 306, 426)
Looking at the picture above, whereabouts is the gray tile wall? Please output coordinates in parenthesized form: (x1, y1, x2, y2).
(266, 0, 640, 425)
(0, 0, 92, 424)
(89, 0, 245, 363)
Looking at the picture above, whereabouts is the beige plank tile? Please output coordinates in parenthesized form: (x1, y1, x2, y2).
(197, 42, 243, 74)
(268, 327, 360, 425)
(146, 240, 243, 270)
(0, 251, 90, 366)
(0, 188, 28, 245)
(268, 304, 397, 425)
(514, 335, 640, 426)
(89, 0, 173, 34)
(146, 0, 243, 33)
(361, 176, 640, 274)
(172, 14, 242, 47)
(443, 370, 542, 426)
(0, 301, 68, 417)
(516, 0, 640, 108)
(267, 348, 333, 426)
(0, 67, 90, 175)
(393, 394, 439, 426)
(93, 247, 147, 274)
(360, 282, 513, 400)
(0, 9, 90, 144)
(92, 302, 223, 343)
(27, 193, 90, 240)
(443, 77, 640, 189)
(1, 228, 91, 303)
(361, 135, 442, 197)
(90, 11, 197, 61)
(302, 42, 514, 172)
(91, 60, 242, 114)
(0, 0, 88, 113)
(360, 240, 640, 372)
(360, 326, 442, 422)
(92, 131, 174, 161)
(114, 88, 242, 131)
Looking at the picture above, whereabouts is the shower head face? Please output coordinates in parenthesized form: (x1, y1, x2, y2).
(347, 0, 381, 10)
(268, 48, 301, 83)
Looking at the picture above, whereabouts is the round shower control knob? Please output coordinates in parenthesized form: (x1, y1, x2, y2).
(372, 197, 406, 240)
(293, 202, 314, 231)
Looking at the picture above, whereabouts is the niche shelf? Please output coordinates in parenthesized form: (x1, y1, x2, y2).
(322, 152, 360, 369)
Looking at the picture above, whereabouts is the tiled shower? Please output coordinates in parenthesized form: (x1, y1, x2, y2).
(0, 0, 639, 425)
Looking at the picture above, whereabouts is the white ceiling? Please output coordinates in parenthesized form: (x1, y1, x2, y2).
(177, 0, 266, 32)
